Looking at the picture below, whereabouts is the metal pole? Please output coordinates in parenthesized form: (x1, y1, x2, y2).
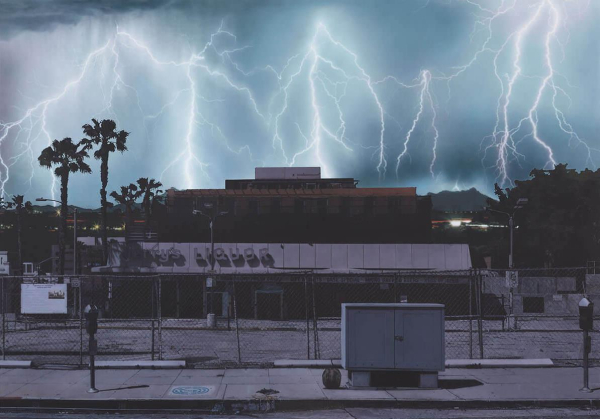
(311, 276, 319, 359)
(1, 278, 5, 360)
(88, 335, 98, 393)
(79, 284, 83, 365)
(73, 209, 77, 275)
(158, 276, 163, 360)
(151, 279, 155, 361)
(508, 216, 515, 330)
(233, 280, 241, 364)
(508, 216, 514, 269)
(176, 277, 180, 319)
(477, 272, 484, 359)
(210, 219, 214, 316)
(581, 329, 591, 392)
(305, 278, 310, 359)
(469, 274, 473, 359)
(227, 280, 231, 331)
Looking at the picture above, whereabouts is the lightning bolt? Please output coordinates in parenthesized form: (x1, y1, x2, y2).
(1, 2, 596, 200)
(270, 23, 393, 179)
(456, 0, 598, 186)
(0, 21, 265, 199)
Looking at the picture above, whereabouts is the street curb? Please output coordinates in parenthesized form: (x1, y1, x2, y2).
(0, 361, 32, 368)
(2, 398, 600, 412)
(274, 359, 555, 369)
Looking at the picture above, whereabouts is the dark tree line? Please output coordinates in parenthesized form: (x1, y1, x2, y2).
(487, 163, 600, 267)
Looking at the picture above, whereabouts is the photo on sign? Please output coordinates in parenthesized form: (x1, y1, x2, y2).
(48, 290, 65, 299)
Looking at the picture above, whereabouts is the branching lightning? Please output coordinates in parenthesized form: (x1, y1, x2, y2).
(0, 21, 264, 200)
(0, 0, 597, 203)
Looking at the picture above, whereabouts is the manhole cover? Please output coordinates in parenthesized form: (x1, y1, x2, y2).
(170, 386, 212, 395)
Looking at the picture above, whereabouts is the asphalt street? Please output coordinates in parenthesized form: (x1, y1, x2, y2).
(1, 408, 600, 418)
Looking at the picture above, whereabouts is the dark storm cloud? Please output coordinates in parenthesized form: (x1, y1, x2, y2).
(0, 0, 379, 39)
(0, 0, 167, 37)
(0, 0, 276, 38)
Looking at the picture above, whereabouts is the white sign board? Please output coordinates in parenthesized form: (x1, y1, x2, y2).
(21, 284, 67, 314)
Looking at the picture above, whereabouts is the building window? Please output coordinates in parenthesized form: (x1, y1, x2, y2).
(523, 297, 544, 314)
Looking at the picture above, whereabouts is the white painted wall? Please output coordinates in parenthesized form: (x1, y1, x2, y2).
(95, 243, 472, 273)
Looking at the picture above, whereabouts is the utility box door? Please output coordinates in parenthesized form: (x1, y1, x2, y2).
(346, 308, 395, 369)
(395, 308, 445, 370)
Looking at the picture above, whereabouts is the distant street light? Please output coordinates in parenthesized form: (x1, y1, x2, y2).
(37, 198, 78, 275)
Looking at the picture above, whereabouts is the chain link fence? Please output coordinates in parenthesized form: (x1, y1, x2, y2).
(0, 268, 595, 367)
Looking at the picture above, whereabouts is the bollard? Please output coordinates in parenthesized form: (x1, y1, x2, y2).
(579, 297, 593, 393)
(84, 304, 99, 393)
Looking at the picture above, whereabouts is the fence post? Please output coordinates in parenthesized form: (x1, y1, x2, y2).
(158, 276, 163, 360)
(311, 275, 319, 360)
(304, 278, 310, 359)
(469, 272, 473, 359)
(79, 281, 83, 365)
(1, 277, 5, 360)
(477, 270, 484, 359)
(233, 279, 241, 364)
(151, 278, 155, 361)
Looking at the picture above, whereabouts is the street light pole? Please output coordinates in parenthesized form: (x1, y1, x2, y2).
(209, 217, 215, 317)
(508, 215, 514, 269)
(193, 206, 228, 325)
(486, 198, 528, 331)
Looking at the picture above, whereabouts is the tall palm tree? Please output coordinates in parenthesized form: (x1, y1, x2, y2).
(38, 138, 91, 275)
(10, 195, 33, 276)
(81, 119, 129, 266)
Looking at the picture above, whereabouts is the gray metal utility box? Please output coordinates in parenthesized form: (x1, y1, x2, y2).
(341, 303, 445, 388)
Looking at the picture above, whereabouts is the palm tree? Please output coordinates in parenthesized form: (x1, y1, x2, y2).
(10, 195, 33, 276)
(110, 183, 142, 251)
(39, 138, 91, 275)
(136, 178, 163, 241)
(81, 119, 129, 266)
(136, 178, 163, 219)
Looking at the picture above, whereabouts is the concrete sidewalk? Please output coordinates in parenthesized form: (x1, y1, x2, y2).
(0, 366, 600, 411)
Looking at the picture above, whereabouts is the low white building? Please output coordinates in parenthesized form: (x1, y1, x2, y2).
(92, 242, 472, 274)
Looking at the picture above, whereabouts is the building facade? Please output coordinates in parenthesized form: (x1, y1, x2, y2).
(160, 167, 432, 243)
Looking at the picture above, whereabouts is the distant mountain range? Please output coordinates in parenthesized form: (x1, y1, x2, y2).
(428, 188, 495, 212)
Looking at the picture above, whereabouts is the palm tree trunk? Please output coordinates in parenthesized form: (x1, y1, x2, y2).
(100, 155, 109, 265)
(59, 172, 69, 276)
(16, 209, 22, 275)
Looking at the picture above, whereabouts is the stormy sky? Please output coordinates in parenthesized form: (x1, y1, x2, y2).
(0, 0, 598, 207)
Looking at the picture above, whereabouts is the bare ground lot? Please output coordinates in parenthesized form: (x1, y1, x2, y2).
(0, 317, 594, 366)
